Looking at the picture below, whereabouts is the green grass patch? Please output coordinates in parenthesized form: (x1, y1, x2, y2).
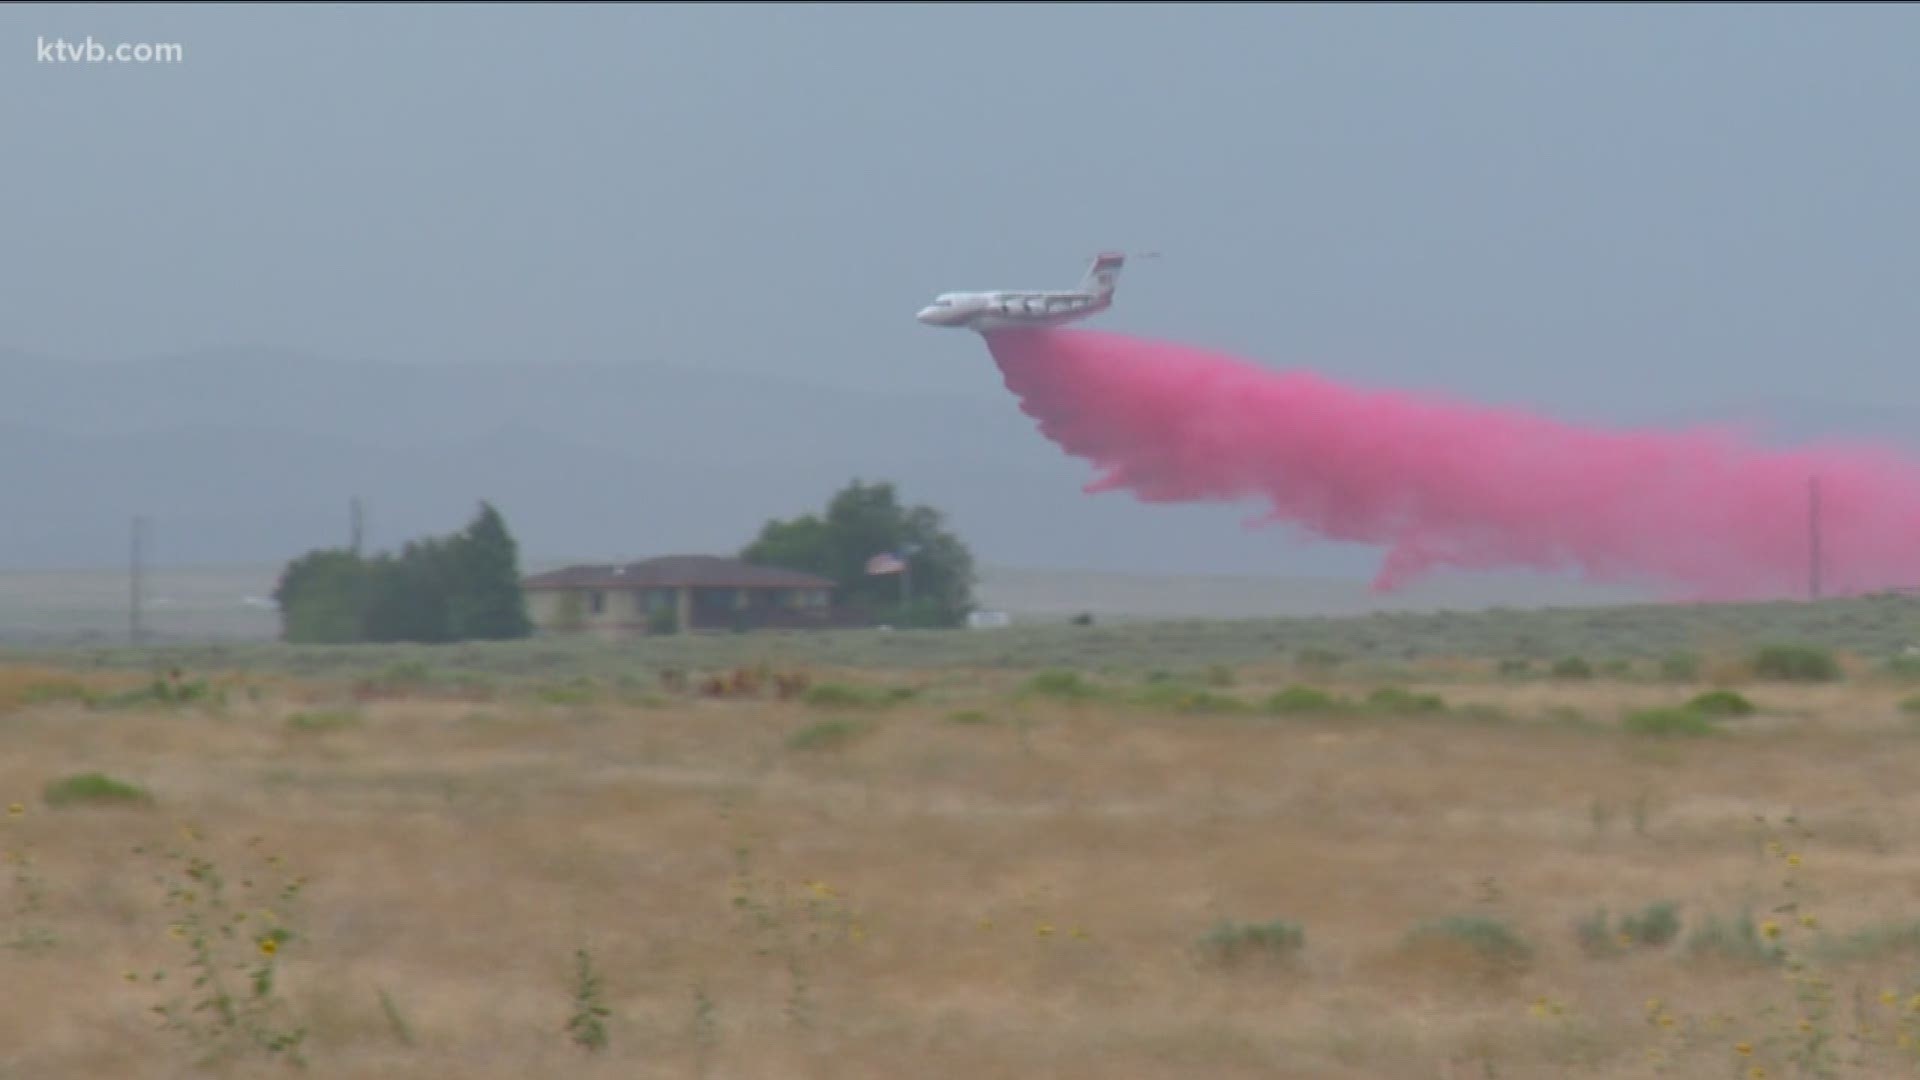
(1364, 686, 1447, 715)
(1263, 685, 1345, 715)
(42, 772, 154, 809)
(1575, 903, 1679, 956)
(1198, 919, 1305, 966)
(1657, 652, 1700, 682)
(1751, 643, 1841, 682)
(945, 709, 994, 726)
(89, 672, 224, 711)
(1018, 669, 1103, 701)
(1813, 919, 1920, 966)
(1900, 695, 1920, 716)
(1684, 689, 1756, 718)
(1882, 656, 1920, 680)
(799, 682, 916, 709)
(285, 708, 363, 733)
(1402, 915, 1533, 972)
(534, 679, 599, 706)
(1128, 682, 1252, 715)
(1550, 656, 1594, 680)
(785, 718, 871, 752)
(1684, 909, 1786, 967)
(1622, 707, 1718, 738)
(17, 681, 93, 706)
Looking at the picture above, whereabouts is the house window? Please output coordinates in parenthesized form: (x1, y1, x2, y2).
(588, 591, 605, 616)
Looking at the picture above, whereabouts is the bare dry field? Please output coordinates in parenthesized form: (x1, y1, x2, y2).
(5, 657, 1920, 1078)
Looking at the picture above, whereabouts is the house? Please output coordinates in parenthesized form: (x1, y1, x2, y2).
(521, 555, 851, 636)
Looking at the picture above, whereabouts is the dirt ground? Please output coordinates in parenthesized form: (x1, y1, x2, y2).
(4, 662, 1920, 1078)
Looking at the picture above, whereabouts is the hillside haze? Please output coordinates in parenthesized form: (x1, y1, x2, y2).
(9, 346, 1920, 586)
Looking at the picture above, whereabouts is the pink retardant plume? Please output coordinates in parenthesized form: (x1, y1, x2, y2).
(984, 328, 1920, 600)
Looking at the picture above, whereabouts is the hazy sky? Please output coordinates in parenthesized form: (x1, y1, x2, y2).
(7, 3, 1918, 416)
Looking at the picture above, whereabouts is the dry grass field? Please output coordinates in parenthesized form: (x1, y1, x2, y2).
(5, 653, 1920, 1078)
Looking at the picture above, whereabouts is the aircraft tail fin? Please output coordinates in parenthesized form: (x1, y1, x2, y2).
(1079, 252, 1126, 297)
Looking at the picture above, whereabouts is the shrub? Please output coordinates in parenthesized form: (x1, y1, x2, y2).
(1883, 656, 1920, 680)
(1264, 686, 1343, 715)
(1294, 647, 1344, 672)
(785, 719, 870, 752)
(1198, 919, 1305, 965)
(1900, 695, 1920, 716)
(1496, 658, 1532, 679)
(43, 772, 153, 808)
(1576, 901, 1681, 956)
(1659, 652, 1700, 682)
(535, 680, 599, 706)
(1574, 909, 1614, 957)
(1751, 643, 1841, 682)
(1551, 656, 1594, 680)
(1685, 689, 1756, 718)
(1685, 909, 1786, 967)
(1130, 683, 1250, 715)
(1365, 687, 1447, 714)
(1019, 670, 1101, 701)
(90, 670, 224, 711)
(1402, 915, 1532, 973)
(800, 683, 914, 709)
(285, 708, 362, 733)
(1621, 901, 1682, 947)
(1623, 707, 1717, 738)
(1204, 665, 1237, 688)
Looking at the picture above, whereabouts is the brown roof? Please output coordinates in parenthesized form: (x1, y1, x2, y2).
(522, 555, 836, 592)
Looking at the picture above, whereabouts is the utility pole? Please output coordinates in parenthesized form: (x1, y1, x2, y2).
(350, 496, 364, 555)
(129, 515, 148, 644)
(900, 542, 920, 617)
(1809, 475, 1822, 602)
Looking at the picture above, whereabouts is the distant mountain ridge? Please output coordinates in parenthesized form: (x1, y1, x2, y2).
(7, 347, 1917, 578)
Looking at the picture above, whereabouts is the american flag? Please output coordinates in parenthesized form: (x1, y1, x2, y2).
(865, 552, 907, 575)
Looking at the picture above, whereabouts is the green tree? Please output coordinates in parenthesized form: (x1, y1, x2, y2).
(272, 501, 534, 644)
(272, 548, 373, 644)
(740, 479, 976, 627)
(446, 501, 534, 640)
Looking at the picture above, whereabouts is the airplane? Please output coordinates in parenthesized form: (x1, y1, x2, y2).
(916, 251, 1148, 331)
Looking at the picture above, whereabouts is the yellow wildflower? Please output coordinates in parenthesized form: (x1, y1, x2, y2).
(1798, 1018, 1813, 1033)
(1617, 931, 1634, 947)
(977, 918, 993, 931)
(1659, 1014, 1677, 1029)
(257, 937, 278, 957)
(1908, 993, 1920, 1013)
(1530, 998, 1549, 1017)
(1749, 1067, 1768, 1080)
(1645, 997, 1663, 1015)
(6, 803, 22, 817)
(1736, 1042, 1754, 1056)
(1035, 923, 1055, 938)
(124, 971, 139, 983)
(1786, 853, 1802, 868)
(1071, 927, 1090, 940)
(1760, 920, 1782, 941)
(1882, 989, 1900, 1006)
(1799, 914, 1818, 929)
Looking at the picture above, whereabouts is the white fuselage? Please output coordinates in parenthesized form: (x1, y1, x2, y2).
(915, 289, 1112, 332)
